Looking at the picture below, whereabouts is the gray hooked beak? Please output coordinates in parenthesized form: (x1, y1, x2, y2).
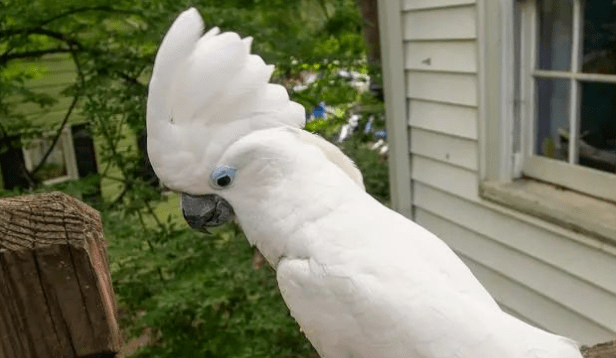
(180, 193, 234, 231)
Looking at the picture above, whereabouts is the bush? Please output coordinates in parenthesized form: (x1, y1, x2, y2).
(341, 140, 389, 204)
(106, 215, 316, 357)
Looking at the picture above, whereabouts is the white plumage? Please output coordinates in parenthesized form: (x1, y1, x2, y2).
(147, 8, 304, 193)
(147, 8, 584, 358)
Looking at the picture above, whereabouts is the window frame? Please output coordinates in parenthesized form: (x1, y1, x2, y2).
(519, 0, 616, 202)
(22, 126, 79, 185)
(478, 0, 616, 245)
(480, 0, 616, 203)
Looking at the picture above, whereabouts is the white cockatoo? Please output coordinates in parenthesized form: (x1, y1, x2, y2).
(147, 8, 584, 358)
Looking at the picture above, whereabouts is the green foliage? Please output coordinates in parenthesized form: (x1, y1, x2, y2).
(107, 217, 314, 357)
(0, 0, 387, 356)
(296, 58, 389, 204)
(341, 140, 389, 204)
(291, 60, 363, 108)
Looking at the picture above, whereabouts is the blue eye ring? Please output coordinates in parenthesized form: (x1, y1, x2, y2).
(210, 166, 236, 189)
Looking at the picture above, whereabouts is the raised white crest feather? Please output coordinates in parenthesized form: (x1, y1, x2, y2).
(147, 8, 306, 193)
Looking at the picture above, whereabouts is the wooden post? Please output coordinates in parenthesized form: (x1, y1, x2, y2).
(0, 192, 121, 358)
(583, 340, 616, 358)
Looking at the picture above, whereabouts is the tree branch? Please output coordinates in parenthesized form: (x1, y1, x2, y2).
(135, 209, 165, 282)
(0, 47, 71, 64)
(30, 45, 84, 177)
(29, 93, 79, 176)
(116, 71, 147, 95)
(0, 6, 145, 39)
(317, 0, 330, 20)
(36, 6, 144, 28)
(28, 28, 83, 49)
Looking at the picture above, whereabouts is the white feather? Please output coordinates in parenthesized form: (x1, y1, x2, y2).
(147, 8, 203, 135)
(291, 128, 365, 190)
(147, 8, 307, 193)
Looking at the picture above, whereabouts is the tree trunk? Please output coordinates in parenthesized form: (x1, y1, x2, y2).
(0, 192, 121, 358)
(356, 0, 381, 68)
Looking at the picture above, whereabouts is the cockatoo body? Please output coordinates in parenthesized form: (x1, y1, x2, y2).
(147, 8, 584, 358)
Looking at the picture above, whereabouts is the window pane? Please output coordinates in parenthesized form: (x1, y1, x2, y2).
(582, 0, 616, 74)
(25, 138, 68, 181)
(578, 82, 616, 172)
(538, 0, 573, 71)
(535, 78, 570, 160)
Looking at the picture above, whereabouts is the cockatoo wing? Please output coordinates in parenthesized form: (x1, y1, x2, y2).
(293, 128, 365, 190)
(277, 257, 499, 358)
(276, 191, 581, 358)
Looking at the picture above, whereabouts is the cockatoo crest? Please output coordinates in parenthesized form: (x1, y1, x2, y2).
(147, 8, 308, 193)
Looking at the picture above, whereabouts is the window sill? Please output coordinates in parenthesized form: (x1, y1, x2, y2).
(480, 179, 616, 247)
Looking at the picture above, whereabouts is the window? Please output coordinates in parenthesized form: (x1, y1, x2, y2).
(518, 0, 616, 202)
(22, 127, 79, 185)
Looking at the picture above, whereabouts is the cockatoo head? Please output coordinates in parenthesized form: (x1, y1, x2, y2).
(147, 8, 364, 242)
(147, 8, 305, 228)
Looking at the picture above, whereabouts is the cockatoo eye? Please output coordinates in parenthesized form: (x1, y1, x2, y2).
(210, 166, 236, 189)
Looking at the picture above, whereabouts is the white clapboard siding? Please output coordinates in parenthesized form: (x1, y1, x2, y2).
(417, 209, 616, 342)
(415, 207, 616, 343)
(449, 219, 616, 334)
(413, 182, 616, 297)
(403, 5, 477, 40)
(405, 40, 477, 73)
(411, 155, 479, 201)
(403, 0, 476, 11)
(406, 71, 478, 106)
(464, 258, 616, 344)
(410, 128, 478, 171)
(395, 0, 616, 345)
(408, 99, 478, 139)
(499, 305, 548, 334)
(413, 183, 616, 335)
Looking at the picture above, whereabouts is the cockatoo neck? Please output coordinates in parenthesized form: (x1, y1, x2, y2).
(218, 128, 365, 268)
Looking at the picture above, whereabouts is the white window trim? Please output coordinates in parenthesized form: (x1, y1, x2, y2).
(23, 126, 79, 185)
(377, 0, 412, 219)
(478, 0, 616, 245)
(519, 0, 616, 202)
(481, 0, 616, 197)
(478, 0, 518, 184)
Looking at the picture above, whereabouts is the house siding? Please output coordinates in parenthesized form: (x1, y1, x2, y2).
(399, 0, 616, 344)
(10, 54, 79, 125)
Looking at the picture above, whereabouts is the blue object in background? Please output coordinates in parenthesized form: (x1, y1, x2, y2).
(374, 130, 387, 139)
(312, 102, 326, 118)
(364, 115, 374, 134)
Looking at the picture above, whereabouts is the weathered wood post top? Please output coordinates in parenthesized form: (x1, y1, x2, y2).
(0, 192, 121, 358)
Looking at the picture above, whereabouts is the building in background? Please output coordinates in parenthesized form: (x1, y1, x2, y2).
(378, 0, 616, 344)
